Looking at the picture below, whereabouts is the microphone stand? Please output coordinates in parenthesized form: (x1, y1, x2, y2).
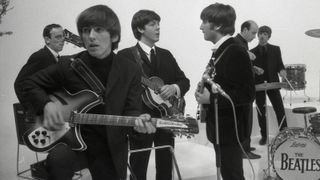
(202, 74, 221, 180)
(213, 92, 221, 180)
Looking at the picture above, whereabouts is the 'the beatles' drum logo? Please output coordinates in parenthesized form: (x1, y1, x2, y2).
(272, 129, 320, 179)
(280, 147, 320, 173)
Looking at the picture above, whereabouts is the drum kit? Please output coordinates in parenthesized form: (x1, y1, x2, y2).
(256, 29, 320, 180)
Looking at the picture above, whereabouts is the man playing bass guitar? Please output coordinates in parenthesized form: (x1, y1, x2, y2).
(117, 9, 190, 180)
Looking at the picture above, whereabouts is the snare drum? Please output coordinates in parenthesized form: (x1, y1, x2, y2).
(271, 127, 320, 180)
(282, 64, 306, 90)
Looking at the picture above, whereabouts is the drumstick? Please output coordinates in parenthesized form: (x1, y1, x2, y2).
(283, 76, 298, 95)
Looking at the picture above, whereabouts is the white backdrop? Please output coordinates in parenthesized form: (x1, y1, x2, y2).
(1, 0, 320, 117)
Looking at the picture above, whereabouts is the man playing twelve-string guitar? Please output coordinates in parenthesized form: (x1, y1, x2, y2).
(22, 5, 155, 180)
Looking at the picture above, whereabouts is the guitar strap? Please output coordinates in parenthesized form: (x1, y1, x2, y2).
(70, 58, 105, 97)
(206, 44, 237, 79)
(130, 46, 149, 78)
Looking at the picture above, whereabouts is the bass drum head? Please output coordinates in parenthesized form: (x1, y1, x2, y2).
(272, 135, 320, 180)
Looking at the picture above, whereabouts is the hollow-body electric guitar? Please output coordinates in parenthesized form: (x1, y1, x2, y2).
(23, 89, 198, 153)
(141, 76, 185, 117)
(196, 65, 215, 122)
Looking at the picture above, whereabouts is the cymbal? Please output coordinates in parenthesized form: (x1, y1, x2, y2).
(305, 29, 320, 38)
(255, 82, 288, 91)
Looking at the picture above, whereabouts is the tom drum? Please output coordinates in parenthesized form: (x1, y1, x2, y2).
(282, 64, 306, 90)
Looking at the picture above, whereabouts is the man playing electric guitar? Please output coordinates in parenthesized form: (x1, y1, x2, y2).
(117, 10, 190, 180)
(22, 5, 156, 180)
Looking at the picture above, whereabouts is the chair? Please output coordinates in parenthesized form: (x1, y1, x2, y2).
(13, 102, 40, 179)
(128, 145, 182, 180)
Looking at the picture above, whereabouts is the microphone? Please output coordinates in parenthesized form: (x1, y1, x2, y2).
(202, 74, 229, 98)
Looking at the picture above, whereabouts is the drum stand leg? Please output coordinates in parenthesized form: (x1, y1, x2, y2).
(282, 90, 288, 101)
(303, 89, 311, 102)
(290, 91, 292, 106)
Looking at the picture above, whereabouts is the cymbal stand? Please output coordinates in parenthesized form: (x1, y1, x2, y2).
(262, 81, 280, 180)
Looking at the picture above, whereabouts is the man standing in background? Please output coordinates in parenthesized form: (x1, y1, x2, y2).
(234, 20, 261, 159)
(251, 25, 287, 145)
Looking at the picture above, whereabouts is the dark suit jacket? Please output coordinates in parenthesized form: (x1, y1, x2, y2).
(14, 46, 57, 108)
(23, 51, 143, 180)
(251, 43, 285, 84)
(205, 38, 255, 145)
(233, 34, 249, 50)
(117, 43, 190, 117)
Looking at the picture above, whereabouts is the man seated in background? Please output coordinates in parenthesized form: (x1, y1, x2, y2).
(14, 23, 65, 111)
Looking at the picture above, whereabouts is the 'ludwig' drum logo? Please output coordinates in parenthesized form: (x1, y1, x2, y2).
(289, 141, 307, 148)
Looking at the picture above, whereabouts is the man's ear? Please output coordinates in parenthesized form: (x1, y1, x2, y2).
(44, 36, 50, 45)
(111, 35, 119, 43)
(137, 27, 144, 34)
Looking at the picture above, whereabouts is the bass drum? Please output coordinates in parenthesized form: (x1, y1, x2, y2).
(271, 127, 320, 180)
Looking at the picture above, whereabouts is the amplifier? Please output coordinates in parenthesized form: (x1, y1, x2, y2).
(13, 103, 36, 145)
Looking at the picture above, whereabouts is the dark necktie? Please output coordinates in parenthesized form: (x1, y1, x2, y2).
(261, 46, 267, 55)
(57, 55, 61, 61)
(150, 49, 157, 69)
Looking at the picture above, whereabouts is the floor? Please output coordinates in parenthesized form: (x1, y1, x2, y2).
(1, 96, 320, 180)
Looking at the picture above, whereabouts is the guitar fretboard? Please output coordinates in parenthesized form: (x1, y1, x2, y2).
(70, 112, 157, 127)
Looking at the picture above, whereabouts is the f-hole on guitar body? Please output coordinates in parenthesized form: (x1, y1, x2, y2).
(141, 76, 185, 117)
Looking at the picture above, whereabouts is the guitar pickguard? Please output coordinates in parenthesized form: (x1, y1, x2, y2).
(141, 76, 185, 117)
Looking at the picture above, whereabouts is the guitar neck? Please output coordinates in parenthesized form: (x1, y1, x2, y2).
(70, 112, 153, 126)
(70, 112, 188, 129)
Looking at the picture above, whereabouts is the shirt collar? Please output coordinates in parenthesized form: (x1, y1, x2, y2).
(138, 41, 155, 55)
(212, 35, 232, 52)
(46, 45, 59, 60)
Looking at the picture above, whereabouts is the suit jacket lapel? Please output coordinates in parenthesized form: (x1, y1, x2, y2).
(43, 46, 58, 64)
(136, 43, 153, 68)
(104, 56, 120, 98)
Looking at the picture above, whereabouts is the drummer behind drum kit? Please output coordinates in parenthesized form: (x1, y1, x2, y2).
(256, 29, 320, 180)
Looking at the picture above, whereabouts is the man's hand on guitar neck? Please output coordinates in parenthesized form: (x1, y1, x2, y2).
(195, 87, 210, 104)
(134, 114, 156, 134)
(159, 84, 178, 100)
(43, 102, 65, 131)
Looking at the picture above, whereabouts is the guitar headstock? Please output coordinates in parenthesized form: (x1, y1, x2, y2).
(64, 29, 84, 48)
(156, 114, 199, 138)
